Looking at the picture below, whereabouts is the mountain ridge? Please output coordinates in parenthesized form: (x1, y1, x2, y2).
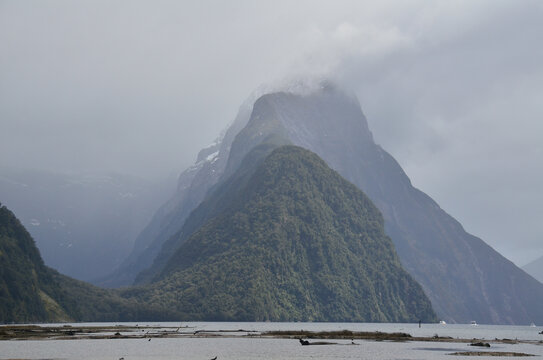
(135, 140, 288, 284)
(0, 169, 172, 283)
(224, 86, 543, 324)
(122, 145, 436, 322)
(0, 202, 179, 323)
(127, 81, 543, 324)
(100, 100, 254, 287)
(523, 255, 543, 284)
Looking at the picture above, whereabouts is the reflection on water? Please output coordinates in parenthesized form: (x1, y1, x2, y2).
(1, 322, 542, 360)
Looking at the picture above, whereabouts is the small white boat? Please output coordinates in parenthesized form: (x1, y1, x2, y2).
(470, 321, 477, 326)
(439, 320, 447, 325)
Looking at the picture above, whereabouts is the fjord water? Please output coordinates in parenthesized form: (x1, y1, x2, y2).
(1, 322, 542, 360)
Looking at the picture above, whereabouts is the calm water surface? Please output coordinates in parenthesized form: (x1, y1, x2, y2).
(1, 322, 542, 360)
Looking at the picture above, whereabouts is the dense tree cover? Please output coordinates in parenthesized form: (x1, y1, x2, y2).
(0, 203, 177, 323)
(48, 270, 179, 322)
(122, 146, 436, 322)
(135, 139, 287, 284)
(1, 145, 436, 323)
(238, 89, 543, 325)
(0, 203, 58, 322)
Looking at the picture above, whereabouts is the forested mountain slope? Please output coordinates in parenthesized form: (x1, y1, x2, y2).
(0, 203, 176, 323)
(122, 146, 436, 322)
(217, 84, 543, 324)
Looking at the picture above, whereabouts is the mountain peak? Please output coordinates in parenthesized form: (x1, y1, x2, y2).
(130, 145, 436, 322)
(118, 79, 543, 324)
(249, 76, 359, 106)
(268, 77, 345, 96)
(223, 84, 374, 181)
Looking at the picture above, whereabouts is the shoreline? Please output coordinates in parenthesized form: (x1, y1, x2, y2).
(1, 325, 542, 346)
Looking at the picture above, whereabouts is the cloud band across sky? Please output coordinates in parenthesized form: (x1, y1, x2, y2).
(1, 0, 542, 265)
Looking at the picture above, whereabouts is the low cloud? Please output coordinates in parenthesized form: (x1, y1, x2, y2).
(1, 0, 541, 264)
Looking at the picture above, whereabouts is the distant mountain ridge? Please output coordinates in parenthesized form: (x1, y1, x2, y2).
(523, 256, 543, 284)
(101, 101, 254, 287)
(0, 203, 178, 323)
(0, 169, 173, 283)
(123, 80, 543, 324)
(121, 145, 436, 322)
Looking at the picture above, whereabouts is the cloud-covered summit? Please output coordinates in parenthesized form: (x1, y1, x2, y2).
(1, 1, 542, 264)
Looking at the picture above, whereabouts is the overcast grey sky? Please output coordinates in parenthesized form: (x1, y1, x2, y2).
(1, 1, 542, 266)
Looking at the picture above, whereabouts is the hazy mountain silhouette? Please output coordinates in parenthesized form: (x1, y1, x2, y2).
(0, 169, 172, 283)
(523, 255, 543, 284)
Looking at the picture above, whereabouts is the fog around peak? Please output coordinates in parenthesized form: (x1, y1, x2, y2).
(1, 1, 542, 265)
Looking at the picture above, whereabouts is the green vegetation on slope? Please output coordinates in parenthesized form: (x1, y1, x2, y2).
(135, 138, 289, 284)
(1, 145, 436, 323)
(0, 203, 177, 323)
(123, 146, 436, 322)
(49, 270, 180, 322)
(0, 203, 58, 322)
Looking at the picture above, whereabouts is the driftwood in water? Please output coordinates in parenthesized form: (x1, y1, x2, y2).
(470, 341, 490, 347)
(299, 338, 337, 345)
